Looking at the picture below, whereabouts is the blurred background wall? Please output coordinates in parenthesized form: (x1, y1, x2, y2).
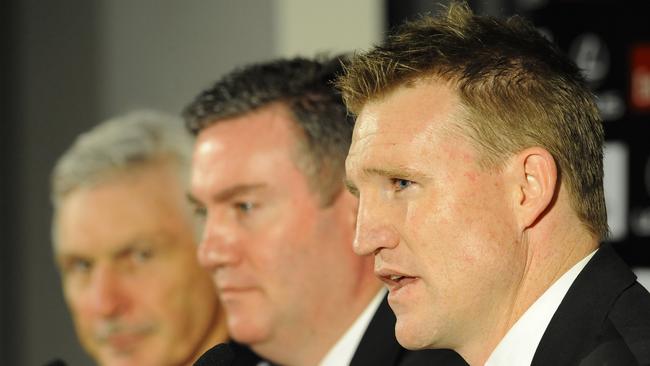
(1, 1, 382, 364)
(1, 0, 647, 364)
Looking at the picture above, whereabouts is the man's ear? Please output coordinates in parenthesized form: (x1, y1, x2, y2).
(510, 147, 558, 230)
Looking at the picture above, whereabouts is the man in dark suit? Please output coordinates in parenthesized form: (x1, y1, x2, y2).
(183, 57, 466, 366)
(338, 2, 650, 366)
(533, 244, 650, 365)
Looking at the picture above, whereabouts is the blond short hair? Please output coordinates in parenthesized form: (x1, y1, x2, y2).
(337, 2, 607, 239)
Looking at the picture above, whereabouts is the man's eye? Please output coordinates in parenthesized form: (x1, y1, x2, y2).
(193, 205, 207, 219)
(132, 248, 154, 263)
(391, 178, 413, 192)
(235, 202, 255, 213)
(68, 259, 92, 274)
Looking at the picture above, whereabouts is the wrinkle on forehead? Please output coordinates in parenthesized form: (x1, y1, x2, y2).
(357, 83, 460, 133)
(347, 82, 470, 184)
(351, 110, 447, 158)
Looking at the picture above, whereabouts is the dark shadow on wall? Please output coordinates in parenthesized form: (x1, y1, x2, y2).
(1, 0, 20, 363)
(2, 0, 101, 364)
(1, 0, 16, 363)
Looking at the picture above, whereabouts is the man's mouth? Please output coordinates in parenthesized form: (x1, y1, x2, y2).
(217, 285, 259, 301)
(95, 322, 155, 350)
(219, 287, 252, 294)
(376, 269, 418, 292)
(105, 333, 143, 353)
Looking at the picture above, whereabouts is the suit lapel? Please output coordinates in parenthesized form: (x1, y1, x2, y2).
(531, 245, 637, 366)
(349, 295, 403, 366)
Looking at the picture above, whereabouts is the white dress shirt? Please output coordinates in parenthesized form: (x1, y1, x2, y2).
(484, 250, 597, 366)
(318, 289, 387, 366)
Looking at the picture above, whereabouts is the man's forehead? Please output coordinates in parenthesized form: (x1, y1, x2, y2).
(349, 119, 438, 163)
(347, 133, 420, 183)
(56, 231, 175, 258)
(198, 102, 297, 136)
(194, 109, 303, 167)
(355, 80, 459, 126)
(350, 87, 463, 159)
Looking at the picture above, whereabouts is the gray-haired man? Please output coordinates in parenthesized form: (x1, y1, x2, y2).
(51, 111, 227, 366)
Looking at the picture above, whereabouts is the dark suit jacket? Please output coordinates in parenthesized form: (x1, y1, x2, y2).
(228, 296, 467, 366)
(532, 245, 650, 366)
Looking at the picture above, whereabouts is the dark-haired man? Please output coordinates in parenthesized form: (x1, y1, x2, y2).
(185, 56, 466, 366)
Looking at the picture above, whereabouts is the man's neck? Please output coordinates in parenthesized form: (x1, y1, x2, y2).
(254, 280, 383, 366)
(461, 227, 599, 366)
(483, 249, 597, 366)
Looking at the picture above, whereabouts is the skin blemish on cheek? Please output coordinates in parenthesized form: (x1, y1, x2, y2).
(463, 171, 479, 183)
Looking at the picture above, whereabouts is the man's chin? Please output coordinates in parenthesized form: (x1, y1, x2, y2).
(96, 352, 139, 366)
(395, 320, 436, 351)
(93, 344, 152, 366)
(230, 326, 271, 346)
(227, 317, 273, 347)
(99, 353, 173, 366)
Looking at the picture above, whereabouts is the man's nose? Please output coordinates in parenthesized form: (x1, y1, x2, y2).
(197, 213, 242, 270)
(88, 265, 127, 318)
(353, 195, 400, 256)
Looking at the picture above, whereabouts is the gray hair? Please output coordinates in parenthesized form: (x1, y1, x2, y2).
(51, 110, 196, 242)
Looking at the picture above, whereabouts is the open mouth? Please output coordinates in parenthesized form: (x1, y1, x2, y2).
(380, 273, 417, 291)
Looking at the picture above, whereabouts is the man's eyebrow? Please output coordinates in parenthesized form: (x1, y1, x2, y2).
(344, 166, 428, 196)
(55, 237, 154, 267)
(214, 184, 267, 202)
(186, 192, 203, 207)
(362, 167, 427, 180)
(54, 250, 77, 266)
(190, 184, 268, 205)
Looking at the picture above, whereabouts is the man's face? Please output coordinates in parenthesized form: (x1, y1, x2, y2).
(190, 104, 361, 352)
(345, 81, 524, 352)
(55, 162, 221, 366)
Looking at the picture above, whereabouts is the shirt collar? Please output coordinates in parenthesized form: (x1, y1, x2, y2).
(485, 249, 597, 366)
(318, 289, 387, 366)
